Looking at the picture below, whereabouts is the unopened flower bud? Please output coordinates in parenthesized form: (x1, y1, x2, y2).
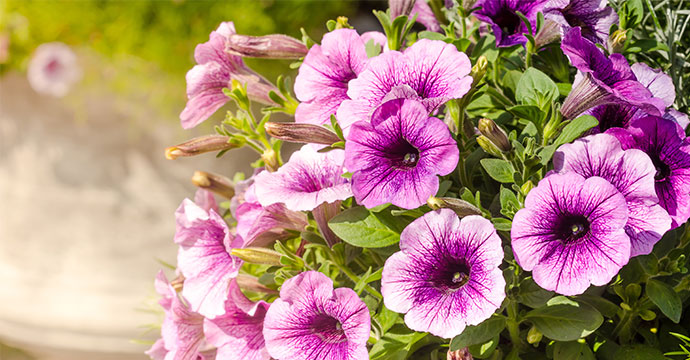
(470, 56, 488, 86)
(527, 325, 542, 344)
(262, 148, 280, 172)
(265, 122, 341, 145)
(171, 274, 185, 292)
(534, 19, 561, 49)
(461, 0, 477, 11)
(447, 347, 473, 360)
(231, 247, 283, 267)
(226, 34, 308, 59)
(520, 180, 534, 196)
(165, 135, 237, 160)
(191, 171, 235, 199)
(235, 274, 278, 294)
(608, 29, 627, 54)
(478, 118, 511, 152)
(336, 16, 352, 29)
(389, 0, 415, 18)
(477, 135, 504, 158)
(427, 196, 483, 217)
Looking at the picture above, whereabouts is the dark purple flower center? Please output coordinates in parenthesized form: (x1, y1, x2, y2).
(556, 215, 590, 243)
(44, 58, 62, 76)
(560, 6, 593, 35)
(651, 156, 671, 181)
(495, 7, 522, 35)
(387, 139, 420, 169)
(310, 313, 347, 344)
(432, 259, 471, 291)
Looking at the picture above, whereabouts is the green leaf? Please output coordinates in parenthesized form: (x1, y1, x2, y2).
(468, 335, 500, 359)
(450, 316, 506, 350)
(418, 30, 446, 40)
(554, 341, 595, 360)
(540, 115, 598, 165)
(328, 206, 400, 248)
(491, 218, 512, 231)
(575, 294, 619, 319)
(480, 158, 515, 183)
(369, 325, 427, 360)
(646, 279, 682, 323)
(508, 104, 544, 122)
(516, 68, 559, 110)
(365, 39, 382, 58)
(518, 277, 554, 308)
(614, 345, 665, 360)
(374, 305, 399, 335)
(524, 296, 603, 341)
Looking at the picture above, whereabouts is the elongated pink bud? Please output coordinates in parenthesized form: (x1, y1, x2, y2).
(226, 34, 308, 59)
(265, 122, 341, 145)
(191, 171, 235, 199)
(165, 135, 236, 160)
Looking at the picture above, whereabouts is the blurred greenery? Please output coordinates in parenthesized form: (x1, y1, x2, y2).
(0, 0, 358, 122)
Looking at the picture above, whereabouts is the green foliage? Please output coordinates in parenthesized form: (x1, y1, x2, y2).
(524, 297, 604, 342)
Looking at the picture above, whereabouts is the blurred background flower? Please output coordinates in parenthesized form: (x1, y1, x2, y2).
(0, 1, 385, 359)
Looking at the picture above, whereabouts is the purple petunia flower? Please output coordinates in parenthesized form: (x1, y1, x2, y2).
(337, 39, 472, 132)
(28, 42, 82, 97)
(175, 197, 244, 318)
(553, 133, 672, 256)
(294, 29, 369, 126)
(146, 270, 206, 360)
(511, 173, 631, 295)
(543, 0, 618, 44)
(345, 99, 459, 209)
(253, 145, 352, 246)
(381, 209, 505, 338)
(263, 271, 370, 360)
(607, 116, 690, 228)
(560, 27, 666, 120)
(586, 62, 683, 133)
(180, 22, 278, 129)
(473, 0, 548, 47)
(203, 279, 271, 360)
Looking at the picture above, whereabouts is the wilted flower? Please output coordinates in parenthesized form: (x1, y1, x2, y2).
(473, 0, 548, 47)
(175, 197, 244, 318)
(253, 145, 352, 245)
(27, 42, 81, 97)
(146, 271, 206, 360)
(553, 133, 672, 256)
(345, 99, 459, 209)
(511, 173, 631, 295)
(543, 0, 618, 44)
(294, 29, 368, 126)
(203, 279, 271, 360)
(560, 27, 666, 120)
(607, 116, 690, 228)
(180, 22, 278, 129)
(381, 209, 505, 338)
(338, 39, 472, 132)
(263, 271, 371, 360)
(587, 62, 680, 133)
(233, 178, 309, 247)
(226, 33, 308, 59)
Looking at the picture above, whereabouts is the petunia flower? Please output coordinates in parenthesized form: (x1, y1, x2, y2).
(180, 22, 279, 129)
(553, 133, 672, 256)
(27, 42, 82, 97)
(473, 0, 548, 47)
(559, 27, 666, 119)
(174, 197, 244, 318)
(543, 0, 618, 44)
(337, 39, 472, 132)
(587, 62, 682, 133)
(203, 279, 271, 360)
(607, 116, 690, 228)
(253, 145, 352, 246)
(293, 29, 369, 126)
(381, 209, 505, 338)
(511, 173, 631, 295)
(263, 271, 370, 360)
(146, 270, 206, 360)
(344, 99, 459, 209)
